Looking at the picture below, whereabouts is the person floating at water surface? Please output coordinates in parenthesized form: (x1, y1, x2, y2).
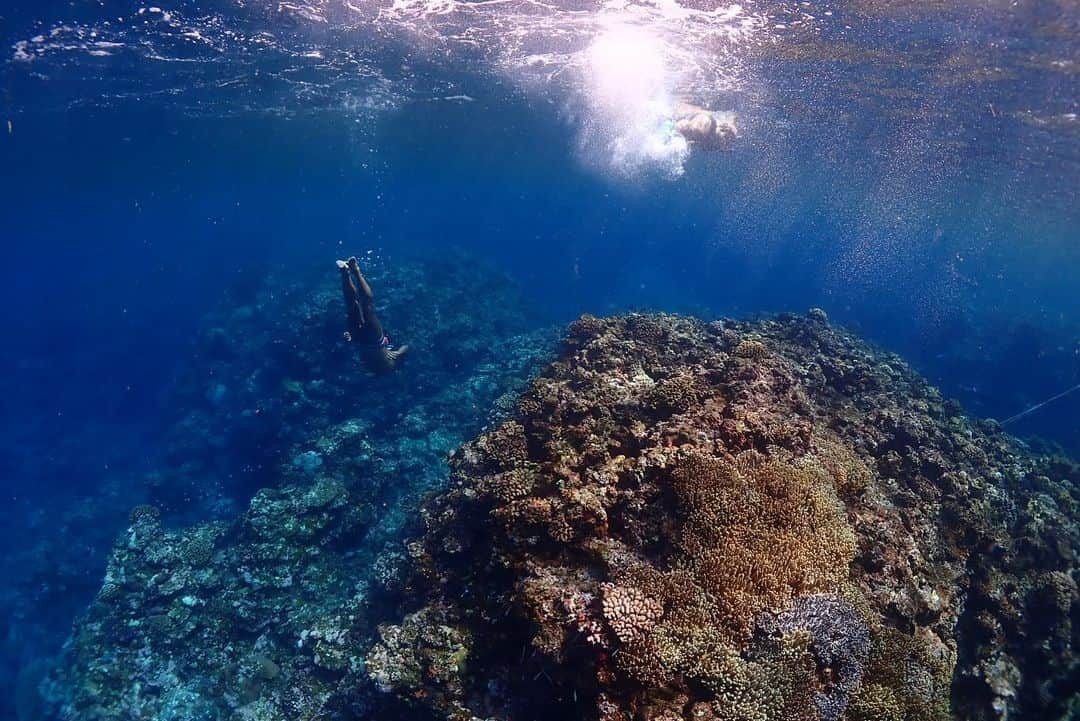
(337, 256, 409, 374)
(670, 101, 737, 152)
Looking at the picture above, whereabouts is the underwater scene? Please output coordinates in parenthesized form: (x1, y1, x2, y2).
(1, 0, 1078, 719)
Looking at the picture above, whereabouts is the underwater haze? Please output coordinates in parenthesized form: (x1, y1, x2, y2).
(1, 0, 1078, 719)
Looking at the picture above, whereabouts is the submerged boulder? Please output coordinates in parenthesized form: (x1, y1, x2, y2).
(370, 312, 1080, 721)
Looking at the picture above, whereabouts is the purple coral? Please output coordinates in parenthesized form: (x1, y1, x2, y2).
(758, 594, 871, 721)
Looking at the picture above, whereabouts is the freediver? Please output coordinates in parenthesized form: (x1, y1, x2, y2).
(671, 101, 737, 151)
(337, 256, 409, 373)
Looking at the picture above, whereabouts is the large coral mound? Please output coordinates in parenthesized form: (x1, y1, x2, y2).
(371, 312, 1080, 721)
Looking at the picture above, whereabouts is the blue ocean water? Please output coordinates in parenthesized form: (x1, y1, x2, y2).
(0, 0, 1077, 718)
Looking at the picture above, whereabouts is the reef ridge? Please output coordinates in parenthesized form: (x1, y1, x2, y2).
(372, 311, 1080, 721)
(51, 310, 1080, 721)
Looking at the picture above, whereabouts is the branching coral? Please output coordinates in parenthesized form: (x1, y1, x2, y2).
(734, 338, 769, 360)
(645, 373, 703, 416)
(670, 451, 857, 641)
(600, 583, 664, 644)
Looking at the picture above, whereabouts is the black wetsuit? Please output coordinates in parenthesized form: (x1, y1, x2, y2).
(340, 259, 405, 374)
(342, 263, 387, 348)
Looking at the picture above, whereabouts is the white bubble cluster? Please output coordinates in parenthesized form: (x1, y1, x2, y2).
(9, 0, 776, 174)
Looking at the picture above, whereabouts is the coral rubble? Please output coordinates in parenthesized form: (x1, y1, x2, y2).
(53, 311, 1080, 721)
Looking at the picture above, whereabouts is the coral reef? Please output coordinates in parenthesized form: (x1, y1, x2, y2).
(147, 250, 550, 520)
(42, 253, 556, 721)
(51, 481, 379, 720)
(369, 312, 1080, 721)
(51, 310, 1080, 721)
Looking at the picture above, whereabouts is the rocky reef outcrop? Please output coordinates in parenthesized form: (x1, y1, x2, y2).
(50, 311, 1079, 721)
(148, 250, 550, 519)
(370, 312, 1080, 721)
(41, 254, 557, 721)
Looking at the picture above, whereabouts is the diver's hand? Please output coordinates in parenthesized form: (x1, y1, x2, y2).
(388, 345, 410, 368)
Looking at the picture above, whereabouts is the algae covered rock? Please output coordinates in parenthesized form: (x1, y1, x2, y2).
(369, 313, 1080, 721)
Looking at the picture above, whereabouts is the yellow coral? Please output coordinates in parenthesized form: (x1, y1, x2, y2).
(700, 633, 816, 721)
(847, 684, 904, 721)
(858, 628, 953, 721)
(669, 450, 857, 641)
(734, 338, 768, 360)
(814, 437, 872, 497)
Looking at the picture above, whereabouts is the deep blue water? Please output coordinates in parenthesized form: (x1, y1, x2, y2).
(0, 0, 1078, 717)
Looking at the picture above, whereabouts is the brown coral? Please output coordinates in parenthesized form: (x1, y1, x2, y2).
(474, 420, 530, 471)
(626, 314, 667, 345)
(644, 373, 703, 416)
(368, 312, 1080, 721)
(669, 450, 857, 640)
(734, 338, 768, 360)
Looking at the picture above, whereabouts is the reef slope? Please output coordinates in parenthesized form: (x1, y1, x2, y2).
(149, 251, 551, 518)
(44, 254, 557, 721)
(52, 312, 1079, 721)
(371, 312, 1079, 721)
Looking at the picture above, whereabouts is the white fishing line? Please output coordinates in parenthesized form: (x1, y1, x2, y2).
(1001, 382, 1080, 426)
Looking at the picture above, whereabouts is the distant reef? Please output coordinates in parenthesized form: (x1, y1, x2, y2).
(145, 250, 555, 520)
(47, 311, 1079, 721)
